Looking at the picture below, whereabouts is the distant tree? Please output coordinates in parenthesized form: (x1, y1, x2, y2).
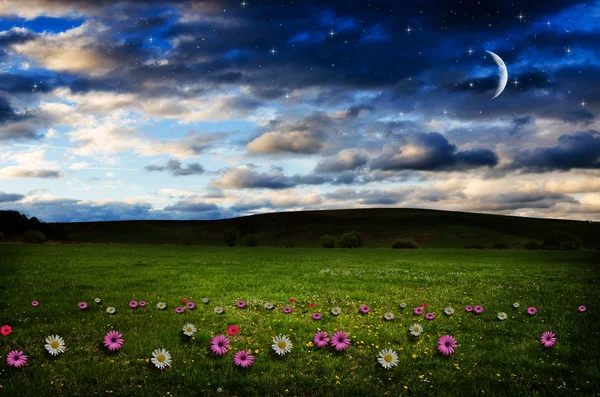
(320, 234, 337, 248)
(465, 244, 485, 249)
(0, 232, 5, 241)
(524, 239, 543, 250)
(544, 232, 582, 250)
(491, 242, 511, 249)
(24, 229, 46, 244)
(223, 227, 239, 247)
(337, 231, 362, 248)
(244, 234, 259, 247)
(391, 239, 420, 249)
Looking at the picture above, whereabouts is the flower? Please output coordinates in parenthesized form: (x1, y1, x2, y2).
(578, 305, 586, 312)
(94, 298, 101, 304)
(227, 325, 239, 336)
(79, 302, 88, 310)
(330, 331, 351, 351)
(282, 307, 292, 314)
(313, 331, 329, 348)
(359, 305, 371, 314)
(421, 303, 429, 308)
(378, 348, 399, 370)
(156, 302, 167, 310)
(413, 307, 423, 315)
(425, 312, 436, 320)
(233, 350, 255, 368)
(527, 306, 537, 316)
(399, 302, 407, 308)
(182, 324, 196, 336)
(129, 301, 138, 309)
(6, 350, 27, 368)
(182, 298, 188, 303)
(174, 307, 185, 314)
(264, 302, 274, 310)
(540, 331, 556, 348)
(311, 313, 323, 320)
(1, 325, 12, 336)
(331, 307, 341, 316)
(383, 312, 394, 321)
(202, 298, 209, 304)
(513, 302, 520, 308)
(465, 305, 473, 312)
(497, 312, 508, 321)
(210, 335, 230, 356)
(272, 334, 293, 356)
(104, 331, 124, 351)
(473, 305, 484, 314)
(409, 323, 423, 337)
(32, 300, 40, 307)
(214, 307, 224, 314)
(309, 303, 315, 308)
(236, 300, 247, 309)
(289, 298, 295, 303)
(444, 307, 454, 316)
(45, 335, 66, 356)
(186, 302, 196, 310)
(151, 348, 171, 370)
(437, 335, 457, 356)
(139, 301, 147, 307)
(106, 306, 116, 314)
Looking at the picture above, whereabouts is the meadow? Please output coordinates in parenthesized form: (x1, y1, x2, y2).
(0, 244, 598, 396)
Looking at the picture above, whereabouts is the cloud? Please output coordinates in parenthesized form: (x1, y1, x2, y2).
(212, 165, 330, 189)
(315, 150, 369, 173)
(0, 191, 24, 203)
(544, 178, 600, 194)
(162, 201, 220, 212)
(144, 159, 205, 176)
(0, 167, 63, 179)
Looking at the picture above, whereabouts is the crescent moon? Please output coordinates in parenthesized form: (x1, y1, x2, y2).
(485, 50, 508, 99)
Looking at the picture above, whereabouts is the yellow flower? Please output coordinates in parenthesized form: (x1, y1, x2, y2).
(412, 354, 417, 359)
(403, 386, 408, 389)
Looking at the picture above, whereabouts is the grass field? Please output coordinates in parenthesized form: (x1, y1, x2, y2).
(0, 244, 599, 396)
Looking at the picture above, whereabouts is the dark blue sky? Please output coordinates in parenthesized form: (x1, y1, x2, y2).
(0, 0, 599, 222)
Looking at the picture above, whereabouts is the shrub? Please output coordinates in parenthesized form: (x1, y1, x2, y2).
(525, 239, 543, 250)
(336, 231, 362, 248)
(491, 242, 511, 249)
(320, 234, 337, 248)
(465, 244, 485, 249)
(222, 227, 239, 247)
(544, 232, 582, 250)
(244, 234, 259, 247)
(24, 229, 46, 244)
(391, 239, 420, 249)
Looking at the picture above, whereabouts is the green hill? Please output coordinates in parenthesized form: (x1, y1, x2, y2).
(60, 208, 600, 249)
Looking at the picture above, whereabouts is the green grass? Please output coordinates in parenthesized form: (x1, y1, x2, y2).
(0, 244, 599, 396)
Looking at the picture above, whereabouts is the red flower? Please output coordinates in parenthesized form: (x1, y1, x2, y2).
(1, 325, 12, 336)
(289, 298, 295, 303)
(308, 303, 315, 308)
(422, 303, 429, 307)
(227, 325, 239, 336)
(182, 298, 188, 303)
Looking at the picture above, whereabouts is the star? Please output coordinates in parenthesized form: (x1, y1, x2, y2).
(513, 79, 519, 86)
(580, 100, 586, 107)
(328, 29, 336, 38)
(467, 47, 474, 56)
(405, 25, 412, 34)
(270, 47, 276, 55)
(566, 46, 572, 55)
(517, 12, 524, 22)
(240, 1, 248, 7)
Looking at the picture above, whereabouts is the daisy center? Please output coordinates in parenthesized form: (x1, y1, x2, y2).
(278, 341, 287, 349)
(157, 354, 166, 363)
(186, 327, 192, 332)
(51, 341, 59, 349)
(384, 354, 393, 362)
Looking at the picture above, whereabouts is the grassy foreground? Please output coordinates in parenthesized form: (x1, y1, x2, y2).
(0, 244, 598, 396)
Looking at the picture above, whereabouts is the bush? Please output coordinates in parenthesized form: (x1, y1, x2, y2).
(525, 239, 543, 250)
(544, 232, 582, 250)
(320, 234, 337, 248)
(244, 234, 259, 247)
(222, 227, 239, 247)
(24, 229, 46, 244)
(336, 231, 362, 248)
(491, 242, 511, 249)
(391, 239, 420, 249)
(465, 244, 485, 249)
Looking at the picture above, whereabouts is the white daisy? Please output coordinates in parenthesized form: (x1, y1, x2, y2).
(264, 302, 274, 310)
(94, 298, 102, 304)
(331, 307, 341, 316)
(106, 306, 116, 314)
(377, 348, 399, 369)
(444, 307, 455, 316)
(156, 302, 167, 310)
(214, 307, 224, 314)
(271, 334, 293, 356)
(497, 312, 508, 321)
(45, 335, 66, 356)
(409, 323, 423, 337)
(202, 298, 209, 304)
(182, 323, 196, 336)
(513, 302, 520, 308)
(383, 312, 394, 321)
(399, 302, 407, 308)
(151, 348, 171, 370)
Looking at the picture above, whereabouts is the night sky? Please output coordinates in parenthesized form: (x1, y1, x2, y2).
(0, 0, 599, 222)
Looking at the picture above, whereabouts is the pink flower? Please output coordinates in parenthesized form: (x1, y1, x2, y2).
(182, 298, 188, 303)
(210, 335, 230, 356)
(421, 303, 429, 308)
(359, 305, 371, 314)
(413, 307, 423, 315)
(1, 325, 12, 336)
(437, 335, 457, 356)
(237, 300, 247, 308)
(103, 330, 124, 351)
(78, 302, 88, 310)
(6, 350, 27, 368)
(186, 302, 196, 310)
(578, 305, 586, 312)
(313, 331, 329, 348)
(465, 306, 473, 312)
(311, 313, 322, 320)
(174, 307, 185, 314)
(473, 305, 484, 314)
(309, 303, 315, 308)
(233, 350, 255, 368)
(282, 307, 292, 314)
(425, 312, 436, 320)
(227, 325, 239, 336)
(129, 301, 138, 309)
(330, 331, 351, 351)
(139, 301, 147, 307)
(527, 307, 537, 316)
(289, 298, 295, 303)
(31, 301, 39, 307)
(540, 331, 556, 348)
